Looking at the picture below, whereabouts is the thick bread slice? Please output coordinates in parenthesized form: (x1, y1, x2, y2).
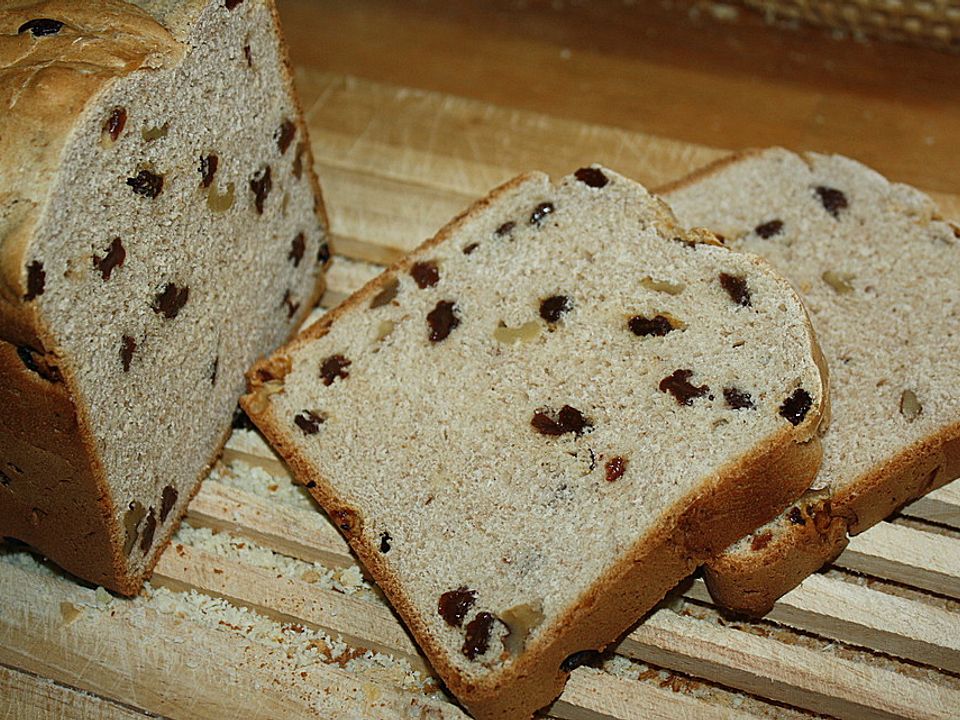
(663, 148, 960, 615)
(0, 0, 328, 594)
(242, 166, 826, 719)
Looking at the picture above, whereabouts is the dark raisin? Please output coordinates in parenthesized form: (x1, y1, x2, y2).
(24, 260, 45, 300)
(659, 369, 710, 406)
(463, 243, 479, 255)
(755, 219, 784, 239)
(160, 485, 178, 523)
(427, 300, 460, 342)
(531, 405, 591, 436)
(282, 290, 299, 319)
(560, 650, 602, 672)
(628, 314, 674, 337)
(462, 612, 496, 660)
(723, 387, 755, 410)
(123, 501, 146, 555)
(292, 142, 306, 180)
(410, 261, 440, 289)
(495, 221, 516, 237)
(539, 295, 571, 323)
(126, 170, 163, 198)
(317, 241, 331, 265)
(243, 44, 253, 67)
(0, 469, 10, 486)
(719, 273, 751, 307)
(140, 508, 157, 554)
(370, 278, 399, 308)
(751, 531, 773, 551)
(232, 407, 255, 430)
(275, 119, 297, 154)
(605, 456, 626, 482)
(93, 237, 125, 281)
(294, 410, 325, 435)
(209, 355, 219, 384)
(439, 587, 477, 627)
(779, 388, 813, 426)
(529, 202, 554, 226)
(18, 18, 64, 36)
(815, 186, 848, 218)
(289, 233, 305, 267)
(16, 345, 39, 375)
(332, 508, 357, 534)
(574, 167, 608, 188)
(103, 107, 127, 142)
(199, 154, 219, 189)
(320, 354, 351, 386)
(152, 283, 189, 319)
(249, 166, 272, 214)
(379, 532, 392, 553)
(788, 506, 805, 525)
(15, 345, 59, 382)
(120, 335, 136, 372)
(225, 0, 244, 9)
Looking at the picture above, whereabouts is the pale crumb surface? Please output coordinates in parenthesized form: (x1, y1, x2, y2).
(8, 0, 325, 585)
(668, 149, 960, 560)
(262, 166, 823, 683)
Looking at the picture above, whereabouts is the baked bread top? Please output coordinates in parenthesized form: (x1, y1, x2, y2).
(243, 166, 826, 718)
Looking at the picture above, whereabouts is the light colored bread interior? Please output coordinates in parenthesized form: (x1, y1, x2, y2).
(665, 148, 960, 613)
(243, 167, 825, 718)
(6, 0, 326, 589)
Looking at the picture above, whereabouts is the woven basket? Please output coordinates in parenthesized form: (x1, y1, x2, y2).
(740, 0, 960, 52)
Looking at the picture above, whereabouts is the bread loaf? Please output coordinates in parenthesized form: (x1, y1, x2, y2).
(242, 166, 826, 719)
(664, 148, 960, 614)
(0, 0, 328, 594)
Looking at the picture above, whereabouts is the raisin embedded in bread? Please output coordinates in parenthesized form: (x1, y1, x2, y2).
(0, 0, 328, 594)
(242, 166, 826, 719)
(663, 148, 960, 615)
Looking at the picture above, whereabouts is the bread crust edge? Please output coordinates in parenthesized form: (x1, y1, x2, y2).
(243, 168, 827, 719)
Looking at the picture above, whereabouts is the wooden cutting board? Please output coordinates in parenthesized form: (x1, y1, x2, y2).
(2, 69, 959, 720)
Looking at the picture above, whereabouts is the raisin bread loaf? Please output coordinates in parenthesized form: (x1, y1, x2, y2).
(664, 149, 960, 615)
(242, 166, 826, 720)
(0, 0, 328, 594)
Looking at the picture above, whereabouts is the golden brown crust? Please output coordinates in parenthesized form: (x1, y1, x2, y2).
(243, 169, 826, 719)
(661, 148, 958, 617)
(0, 339, 123, 589)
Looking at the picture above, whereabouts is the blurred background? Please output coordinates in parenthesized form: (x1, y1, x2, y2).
(278, 0, 960, 196)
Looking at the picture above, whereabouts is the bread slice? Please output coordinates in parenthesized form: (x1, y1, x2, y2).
(0, 0, 328, 594)
(663, 148, 960, 614)
(242, 166, 826, 719)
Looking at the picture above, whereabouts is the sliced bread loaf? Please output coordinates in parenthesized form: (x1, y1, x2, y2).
(0, 0, 328, 594)
(663, 148, 960, 614)
(242, 166, 826, 719)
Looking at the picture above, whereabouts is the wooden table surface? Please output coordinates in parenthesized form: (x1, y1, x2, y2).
(278, 0, 960, 196)
(3, 3, 960, 719)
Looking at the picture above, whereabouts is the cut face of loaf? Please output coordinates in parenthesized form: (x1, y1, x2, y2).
(242, 166, 826, 720)
(663, 149, 960, 615)
(0, 0, 328, 594)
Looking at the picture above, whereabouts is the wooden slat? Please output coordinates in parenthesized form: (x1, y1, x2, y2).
(0, 664, 156, 720)
(146, 544, 757, 719)
(901, 481, 960, 529)
(621, 610, 960, 720)
(0, 564, 466, 720)
(552, 668, 762, 720)
(151, 543, 425, 669)
(837, 522, 960, 598)
(685, 576, 960, 674)
(186, 480, 347, 570)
